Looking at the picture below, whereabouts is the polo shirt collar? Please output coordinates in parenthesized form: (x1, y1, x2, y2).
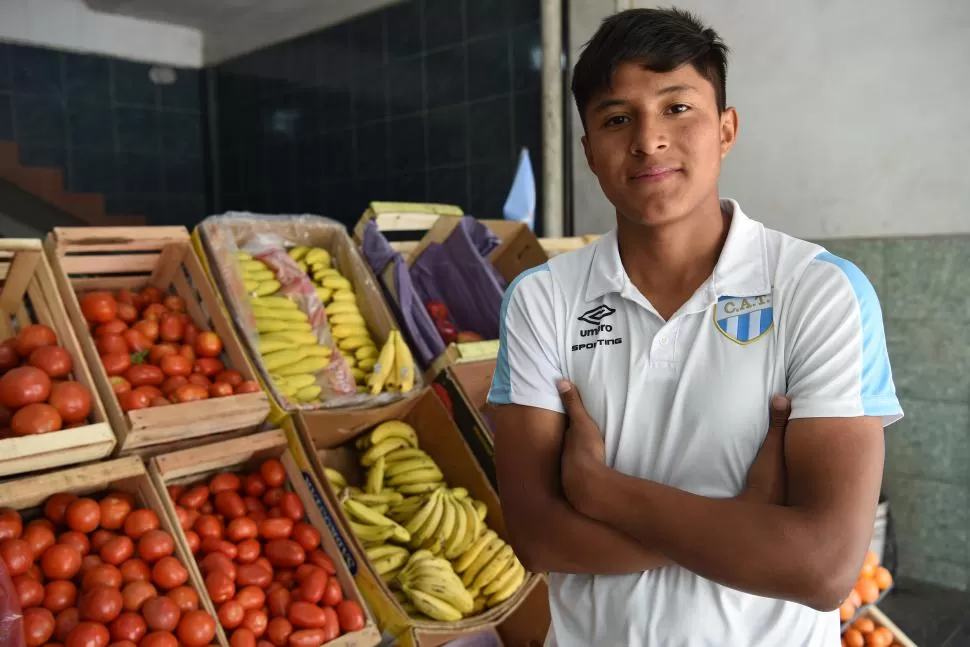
(583, 199, 771, 303)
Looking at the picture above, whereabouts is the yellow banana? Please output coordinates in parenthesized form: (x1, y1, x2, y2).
(315, 287, 333, 303)
(372, 550, 410, 576)
(276, 356, 329, 376)
(365, 456, 385, 495)
(331, 324, 370, 340)
(324, 467, 347, 489)
(483, 558, 523, 597)
(243, 279, 259, 292)
(329, 313, 366, 326)
(461, 536, 505, 586)
(297, 385, 321, 402)
(469, 545, 515, 592)
(454, 530, 497, 574)
(261, 331, 318, 346)
(384, 458, 437, 479)
(387, 467, 443, 487)
(302, 344, 332, 358)
(473, 500, 487, 523)
(254, 280, 281, 297)
(236, 251, 252, 261)
(251, 295, 298, 309)
(304, 248, 331, 266)
(397, 482, 445, 495)
(251, 306, 308, 322)
(370, 420, 419, 447)
(444, 495, 469, 559)
(428, 493, 457, 555)
(349, 520, 395, 543)
(240, 259, 268, 273)
(322, 276, 352, 291)
(403, 587, 463, 621)
(280, 374, 316, 389)
(246, 269, 276, 282)
(361, 437, 409, 466)
(368, 334, 396, 394)
(486, 562, 525, 607)
(351, 367, 367, 383)
(332, 290, 357, 303)
(344, 498, 397, 528)
(393, 330, 415, 393)
(385, 448, 431, 463)
(262, 349, 305, 372)
(353, 491, 404, 505)
(339, 336, 374, 351)
(357, 358, 375, 372)
(258, 338, 296, 354)
(255, 318, 288, 333)
(405, 489, 443, 536)
(287, 246, 309, 261)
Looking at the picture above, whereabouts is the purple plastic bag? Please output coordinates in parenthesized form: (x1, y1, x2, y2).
(360, 221, 446, 367)
(410, 219, 507, 339)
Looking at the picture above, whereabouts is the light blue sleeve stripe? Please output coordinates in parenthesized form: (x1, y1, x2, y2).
(815, 252, 901, 417)
(489, 263, 550, 405)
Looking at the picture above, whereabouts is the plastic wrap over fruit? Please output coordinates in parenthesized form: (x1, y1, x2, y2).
(360, 220, 446, 368)
(0, 559, 25, 647)
(198, 212, 416, 410)
(409, 217, 506, 340)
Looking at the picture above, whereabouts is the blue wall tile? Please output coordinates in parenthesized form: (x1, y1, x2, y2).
(388, 170, 427, 202)
(0, 44, 10, 92)
(427, 165, 469, 209)
(466, 0, 510, 39)
(118, 152, 161, 193)
(64, 53, 111, 105)
(511, 22, 541, 92)
(385, 1, 423, 59)
(388, 114, 426, 171)
(387, 56, 425, 117)
(11, 45, 63, 95)
(349, 10, 386, 68)
(113, 60, 157, 107)
(14, 94, 65, 146)
(68, 149, 118, 194)
(161, 111, 202, 156)
(0, 94, 12, 139)
(116, 106, 159, 153)
(352, 65, 388, 123)
(159, 68, 201, 112)
(356, 121, 388, 175)
(18, 145, 67, 169)
(424, 0, 464, 50)
(68, 101, 114, 151)
(467, 34, 511, 100)
(469, 96, 512, 162)
(468, 159, 512, 219)
(425, 45, 466, 109)
(427, 105, 468, 167)
(512, 0, 540, 25)
(163, 155, 205, 195)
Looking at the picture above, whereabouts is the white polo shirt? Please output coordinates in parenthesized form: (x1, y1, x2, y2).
(487, 200, 903, 647)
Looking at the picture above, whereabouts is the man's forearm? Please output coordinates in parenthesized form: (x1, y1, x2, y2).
(509, 491, 672, 575)
(579, 466, 835, 607)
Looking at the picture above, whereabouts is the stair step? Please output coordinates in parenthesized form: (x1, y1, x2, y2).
(0, 142, 19, 171)
(12, 167, 64, 205)
(59, 192, 107, 226)
(104, 214, 148, 226)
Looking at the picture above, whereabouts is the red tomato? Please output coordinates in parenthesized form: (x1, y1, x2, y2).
(199, 538, 237, 560)
(80, 292, 118, 324)
(158, 314, 184, 343)
(174, 384, 209, 402)
(120, 558, 151, 584)
(123, 509, 160, 540)
(278, 493, 304, 521)
(236, 539, 260, 564)
(219, 599, 245, 629)
(230, 627, 257, 647)
(176, 609, 216, 646)
(118, 390, 151, 412)
(151, 556, 188, 590)
(78, 585, 123, 623)
(11, 403, 63, 436)
(102, 353, 132, 377)
(43, 579, 77, 613)
(94, 320, 128, 337)
(122, 328, 152, 353)
(298, 568, 326, 605)
(425, 300, 449, 321)
(178, 486, 209, 510)
(214, 491, 246, 519)
(290, 524, 320, 552)
(184, 530, 200, 554)
(65, 619, 110, 647)
(0, 366, 52, 409)
(227, 518, 258, 542)
(193, 514, 222, 540)
(160, 355, 192, 377)
(133, 320, 160, 343)
(109, 611, 147, 643)
(205, 571, 235, 604)
(124, 364, 164, 387)
(259, 460, 286, 488)
(182, 323, 199, 347)
(121, 580, 156, 612)
(322, 574, 342, 606)
(141, 287, 163, 305)
(43, 494, 76, 526)
(179, 344, 196, 363)
(288, 629, 326, 647)
(266, 617, 293, 646)
(211, 380, 232, 397)
(236, 586, 265, 611)
(23, 606, 55, 646)
(41, 544, 81, 580)
(48, 381, 91, 423)
(162, 295, 185, 312)
(96, 333, 128, 357)
(29, 345, 73, 378)
(148, 344, 178, 366)
(214, 369, 243, 386)
(193, 357, 224, 377)
(23, 521, 56, 558)
(236, 564, 272, 589)
(116, 302, 139, 323)
(0, 339, 19, 372)
(194, 332, 222, 357)
(267, 587, 290, 618)
(264, 539, 305, 569)
(59, 530, 91, 556)
(287, 601, 326, 629)
(166, 585, 199, 613)
(199, 553, 236, 580)
(321, 606, 340, 641)
(258, 518, 293, 540)
(15, 324, 58, 358)
(241, 608, 268, 638)
(160, 375, 189, 396)
(141, 630, 179, 647)
(209, 472, 241, 493)
(137, 530, 175, 563)
(142, 595, 181, 632)
(235, 380, 260, 394)
(186, 373, 209, 388)
(0, 507, 22, 541)
(117, 289, 142, 308)
(65, 498, 101, 533)
(14, 573, 44, 608)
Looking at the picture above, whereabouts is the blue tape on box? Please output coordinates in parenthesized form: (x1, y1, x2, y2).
(303, 471, 357, 575)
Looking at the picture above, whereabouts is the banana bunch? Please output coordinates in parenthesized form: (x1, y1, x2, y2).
(236, 251, 281, 297)
(287, 245, 388, 391)
(322, 420, 527, 620)
(366, 330, 416, 395)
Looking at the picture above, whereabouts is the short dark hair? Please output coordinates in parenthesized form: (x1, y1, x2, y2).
(572, 8, 728, 128)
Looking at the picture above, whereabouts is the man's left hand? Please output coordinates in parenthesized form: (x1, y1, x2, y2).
(558, 380, 606, 511)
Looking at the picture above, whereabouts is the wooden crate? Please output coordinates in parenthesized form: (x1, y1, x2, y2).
(353, 202, 546, 372)
(292, 388, 538, 637)
(0, 455, 227, 645)
(44, 227, 270, 454)
(0, 239, 115, 478)
(149, 429, 383, 647)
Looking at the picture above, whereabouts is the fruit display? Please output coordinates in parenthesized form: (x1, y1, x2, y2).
(0, 489, 218, 646)
(424, 301, 483, 346)
(288, 246, 414, 396)
(323, 421, 527, 622)
(165, 457, 368, 645)
(841, 613, 908, 647)
(0, 323, 94, 437)
(77, 287, 258, 412)
(235, 251, 330, 406)
(839, 550, 894, 627)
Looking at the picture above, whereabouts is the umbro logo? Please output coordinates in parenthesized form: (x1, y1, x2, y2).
(577, 305, 616, 326)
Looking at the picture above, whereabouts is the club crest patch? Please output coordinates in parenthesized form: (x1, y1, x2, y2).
(714, 294, 773, 345)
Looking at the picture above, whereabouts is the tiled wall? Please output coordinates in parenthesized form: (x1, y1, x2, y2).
(214, 0, 543, 230)
(0, 41, 207, 225)
(820, 237, 970, 592)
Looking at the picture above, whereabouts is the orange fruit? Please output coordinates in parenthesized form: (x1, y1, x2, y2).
(860, 563, 876, 579)
(874, 627, 894, 644)
(848, 589, 863, 608)
(864, 550, 880, 568)
(852, 618, 875, 633)
(856, 578, 881, 604)
(839, 600, 856, 622)
(865, 631, 889, 647)
(843, 629, 865, 647)
(874, 566, 893, 590)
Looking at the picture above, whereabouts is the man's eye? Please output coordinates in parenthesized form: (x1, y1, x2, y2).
(604, 115, 630, 127)
(667, 104, 691, 115)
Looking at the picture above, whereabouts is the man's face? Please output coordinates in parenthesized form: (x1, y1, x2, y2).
(582, 61, 738, 227)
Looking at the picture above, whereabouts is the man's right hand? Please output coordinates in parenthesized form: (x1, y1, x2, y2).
(739, 395, 792, 505)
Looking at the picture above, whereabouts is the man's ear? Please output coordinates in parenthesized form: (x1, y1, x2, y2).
(719, 107, 739, 159)
(582, 134, 595, 173)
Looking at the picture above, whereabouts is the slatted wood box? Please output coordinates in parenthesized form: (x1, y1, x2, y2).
(44, 227, 270, 455)
(0, 455, 228, 645)
(0, 239, 115, 478)
(148, 429, 382, 647)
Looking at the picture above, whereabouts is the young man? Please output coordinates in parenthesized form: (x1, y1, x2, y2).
(487, 8, 902, 647)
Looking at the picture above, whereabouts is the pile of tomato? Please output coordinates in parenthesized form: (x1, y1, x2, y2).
(168, 458, 366, 646)
(0, 491, 218, 646)
(78, 287, 261, 411)
(0, 323, 93, 437)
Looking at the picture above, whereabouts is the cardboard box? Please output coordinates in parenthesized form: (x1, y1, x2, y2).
(0, 455, 229, 645)
(288, 388, 538, 639)
(44, 226, 270, 454)
(0, 239, 115, 477)
(148, 428, 383, 647)
(432, 362, 498, 490)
